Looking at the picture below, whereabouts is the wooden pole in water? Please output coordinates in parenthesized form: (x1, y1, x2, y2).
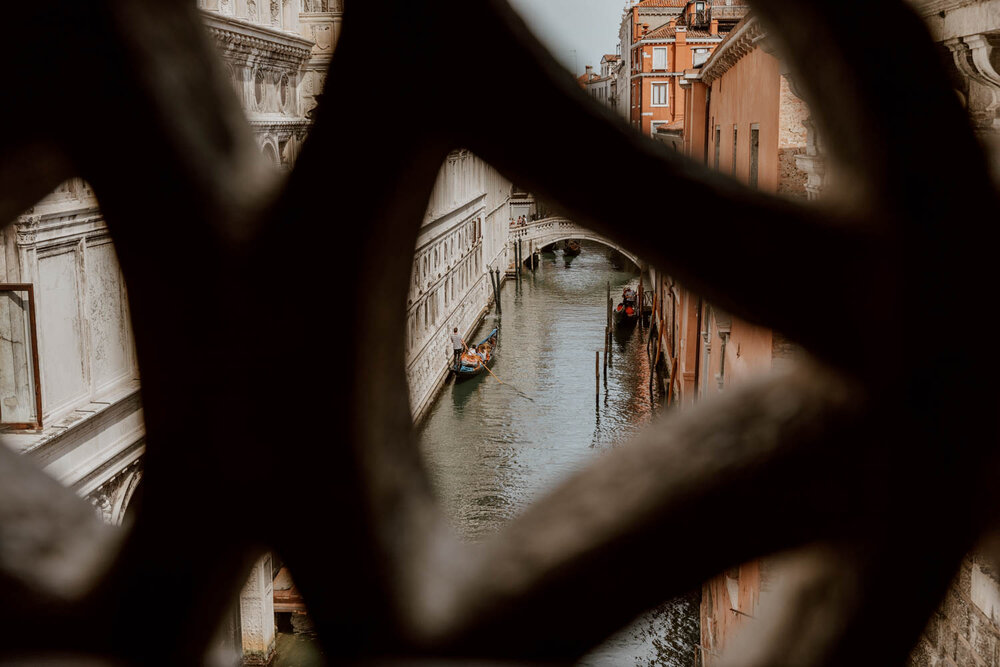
(596, 350, 600, 406)
(638, 277, 644, 331)
(607, 297, 613, 363)
(490, 267, 501, 313)
(604, 326, 608, 381)
(495, 268, 502, 313)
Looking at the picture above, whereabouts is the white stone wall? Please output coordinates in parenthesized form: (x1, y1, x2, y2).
(202, 3, 321, 167)
(406, 151, 511, 420)
(1, 184, 138, 427)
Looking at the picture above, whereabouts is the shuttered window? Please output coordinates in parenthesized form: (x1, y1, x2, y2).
(652, 47, 667, 70)
(651, 82, 669, 106)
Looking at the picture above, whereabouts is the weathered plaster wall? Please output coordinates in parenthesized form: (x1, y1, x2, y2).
(707, 47, 782, 190)
(777, 75, 809, 198)
(911, 552, 1000, 667)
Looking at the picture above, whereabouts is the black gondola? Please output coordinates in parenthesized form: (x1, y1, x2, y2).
(614, 287, 639, 325)
(563, 240, 581, 256)
(450, 328, 499, 381)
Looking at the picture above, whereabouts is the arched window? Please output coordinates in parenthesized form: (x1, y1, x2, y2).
(279, 74, 289, 110)
(254, 69, 266, 108)
(262, 143, 279, 166)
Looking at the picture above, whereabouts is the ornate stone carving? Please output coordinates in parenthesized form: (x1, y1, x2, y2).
(247, 0, 257, 23)
(313, 24, 333, 51)
(944, 34, 1000, 130)
(270, 0, 280, 26)
(14, 215, 39, 248)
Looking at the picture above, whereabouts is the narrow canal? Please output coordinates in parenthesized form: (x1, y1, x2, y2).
(418, 241, 699, 666)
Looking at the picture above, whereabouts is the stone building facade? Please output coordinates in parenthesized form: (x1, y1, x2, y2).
(906, 3, 1000, 664)
(406, 150, 513, 421)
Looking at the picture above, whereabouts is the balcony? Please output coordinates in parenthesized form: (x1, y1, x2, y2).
(710, 4, 751, 21)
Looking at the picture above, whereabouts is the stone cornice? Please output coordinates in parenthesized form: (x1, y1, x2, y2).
(907, 0, 983, 17)
(698, 17, 763, 85)
(203, 13, 313, 67)
(630, 72, 685, 79)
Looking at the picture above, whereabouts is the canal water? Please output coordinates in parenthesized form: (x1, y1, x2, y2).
(274, 241, 697, 666)
(418, 241, 699, 666)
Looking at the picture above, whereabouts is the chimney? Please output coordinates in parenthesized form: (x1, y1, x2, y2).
(675, 25, 687, 45)
(585, 65, 593, 78)
(668, 17, 677, 28)
(710, 18, 719, 35)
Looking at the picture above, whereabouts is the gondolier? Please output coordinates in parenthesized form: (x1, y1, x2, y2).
(450, 328, 466, 370)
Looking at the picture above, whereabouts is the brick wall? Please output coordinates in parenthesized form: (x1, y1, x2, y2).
(911, 552, 1000, 666)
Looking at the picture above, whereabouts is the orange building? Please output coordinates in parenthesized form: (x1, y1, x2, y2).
(643, 14, 811, 664)
(622, 0, 748, 137)
(630, 17, 721, 136)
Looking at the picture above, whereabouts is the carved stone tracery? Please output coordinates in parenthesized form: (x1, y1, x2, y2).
(943, 33, 1000, 130)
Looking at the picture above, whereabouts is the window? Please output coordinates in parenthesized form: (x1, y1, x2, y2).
(254, 69, 266, 108)
(0, 284, 42, 429)
(732, 124, 738, 177)
(749, 123, 760, 188)
(714, 125, 721, 169)
(693, 48, 710, 66)
(651, 82, 668, 106)
(652, 47, 667, 71)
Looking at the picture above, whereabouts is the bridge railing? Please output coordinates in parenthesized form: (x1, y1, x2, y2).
(508, 216, 577, 241)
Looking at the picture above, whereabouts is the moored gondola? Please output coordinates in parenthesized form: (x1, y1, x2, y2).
(563, 240, 581, 256)
(613, 287, 639, 325)
(450, 328, 499, 381)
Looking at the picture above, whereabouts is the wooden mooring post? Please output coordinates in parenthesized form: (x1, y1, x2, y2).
(638, 277, 644, 331)
(595, 350, 600, 407)
(491, 267, 502, 314)
(603, 329, 608, 384)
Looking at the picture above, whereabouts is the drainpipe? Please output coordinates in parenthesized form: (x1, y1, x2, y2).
(701, 314, 711, 400)
(693, 297, 703, 400)
(704, 86, 712, 165)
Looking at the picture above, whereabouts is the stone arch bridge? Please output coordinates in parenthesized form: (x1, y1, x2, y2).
(509, 217, 643, 268)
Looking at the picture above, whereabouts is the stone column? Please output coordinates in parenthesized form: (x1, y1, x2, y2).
(794, 117, 827, 201)
(239, 554, 276, 665)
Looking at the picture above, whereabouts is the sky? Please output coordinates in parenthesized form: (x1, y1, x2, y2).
(507, 0, 626, 76)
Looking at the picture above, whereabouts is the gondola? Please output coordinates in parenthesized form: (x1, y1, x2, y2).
(450, 328, 499, 381)
(563, 240, 581, 256)
(614, 287, 639, 325)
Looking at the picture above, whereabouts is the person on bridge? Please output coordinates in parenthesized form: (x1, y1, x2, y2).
(450, 327, 467, 370)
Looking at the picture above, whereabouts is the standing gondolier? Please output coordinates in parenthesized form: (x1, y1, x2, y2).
(450, 327, 467, 371)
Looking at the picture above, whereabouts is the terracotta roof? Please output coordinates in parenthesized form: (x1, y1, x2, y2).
(643, 24, 718, 39)
(637, 0, 688, 7)
(601, 54, 621, 62)
(577, 72, 601, 84)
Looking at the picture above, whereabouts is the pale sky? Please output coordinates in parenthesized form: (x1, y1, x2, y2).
(507, 0, 627, 76)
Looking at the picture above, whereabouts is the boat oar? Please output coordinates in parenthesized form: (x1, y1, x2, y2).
(482, 363, 535, 402)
